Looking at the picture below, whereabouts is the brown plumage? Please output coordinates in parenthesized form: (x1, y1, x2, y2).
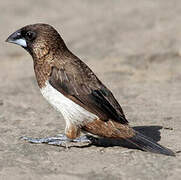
(6, 23, 175, 156)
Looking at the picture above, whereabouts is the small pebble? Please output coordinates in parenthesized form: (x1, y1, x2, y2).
(0, 100, 3, 106)
(163, 127, 173, 130)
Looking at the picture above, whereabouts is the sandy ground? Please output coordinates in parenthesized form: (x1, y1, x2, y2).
(1, 0, 181, 179)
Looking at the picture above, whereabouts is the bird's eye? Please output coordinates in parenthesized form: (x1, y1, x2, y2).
(25, 31, 36, 41)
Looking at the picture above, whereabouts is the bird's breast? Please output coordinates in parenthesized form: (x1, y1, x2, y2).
(40, 81, 98, 127)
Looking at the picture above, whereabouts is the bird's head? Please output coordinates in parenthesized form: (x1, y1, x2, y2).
(6, 23, 67, 60)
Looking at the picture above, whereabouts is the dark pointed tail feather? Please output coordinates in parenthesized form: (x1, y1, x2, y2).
(126, 130, 175, 156)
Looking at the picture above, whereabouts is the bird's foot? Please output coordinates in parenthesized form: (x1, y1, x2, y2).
(20, 134, 93, 147)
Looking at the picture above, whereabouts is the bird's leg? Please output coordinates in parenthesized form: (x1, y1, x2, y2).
(20, 124, 94, 147)
(20, 134, 93, 147)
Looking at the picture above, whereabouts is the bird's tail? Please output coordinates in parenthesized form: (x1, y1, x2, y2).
(84, 119, 175, 156)
(125, 130, 175, 156)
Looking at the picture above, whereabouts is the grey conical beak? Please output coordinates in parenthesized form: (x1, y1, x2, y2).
(6, 30, 27, 47)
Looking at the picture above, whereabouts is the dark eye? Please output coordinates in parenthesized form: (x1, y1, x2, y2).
(25, 31, 36, 41)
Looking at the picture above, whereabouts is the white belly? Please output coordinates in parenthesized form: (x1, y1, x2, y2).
(40, 81, 98, 128)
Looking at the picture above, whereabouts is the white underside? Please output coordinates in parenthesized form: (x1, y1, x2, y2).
(40, 81, 98, 129)
(13, 39, 27, 47)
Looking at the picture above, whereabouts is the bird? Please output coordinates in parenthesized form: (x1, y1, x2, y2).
(6, 23, 175, 156)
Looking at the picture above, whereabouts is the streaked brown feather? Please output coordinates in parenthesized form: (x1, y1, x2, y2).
(83, 119, 135, 139)
(49, 55, 128, 124)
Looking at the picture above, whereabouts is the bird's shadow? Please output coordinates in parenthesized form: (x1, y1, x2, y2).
(87, 126, 162, 149)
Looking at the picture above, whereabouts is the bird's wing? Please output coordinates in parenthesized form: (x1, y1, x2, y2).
(49, 64, 128, 124)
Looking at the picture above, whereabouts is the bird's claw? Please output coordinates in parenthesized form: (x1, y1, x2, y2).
(20, 134, 92, 147)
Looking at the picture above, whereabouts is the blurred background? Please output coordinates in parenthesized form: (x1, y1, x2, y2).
(1, 1, 181, 180)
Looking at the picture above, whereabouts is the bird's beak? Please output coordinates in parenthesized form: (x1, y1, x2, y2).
(6, 30, 27, 47)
